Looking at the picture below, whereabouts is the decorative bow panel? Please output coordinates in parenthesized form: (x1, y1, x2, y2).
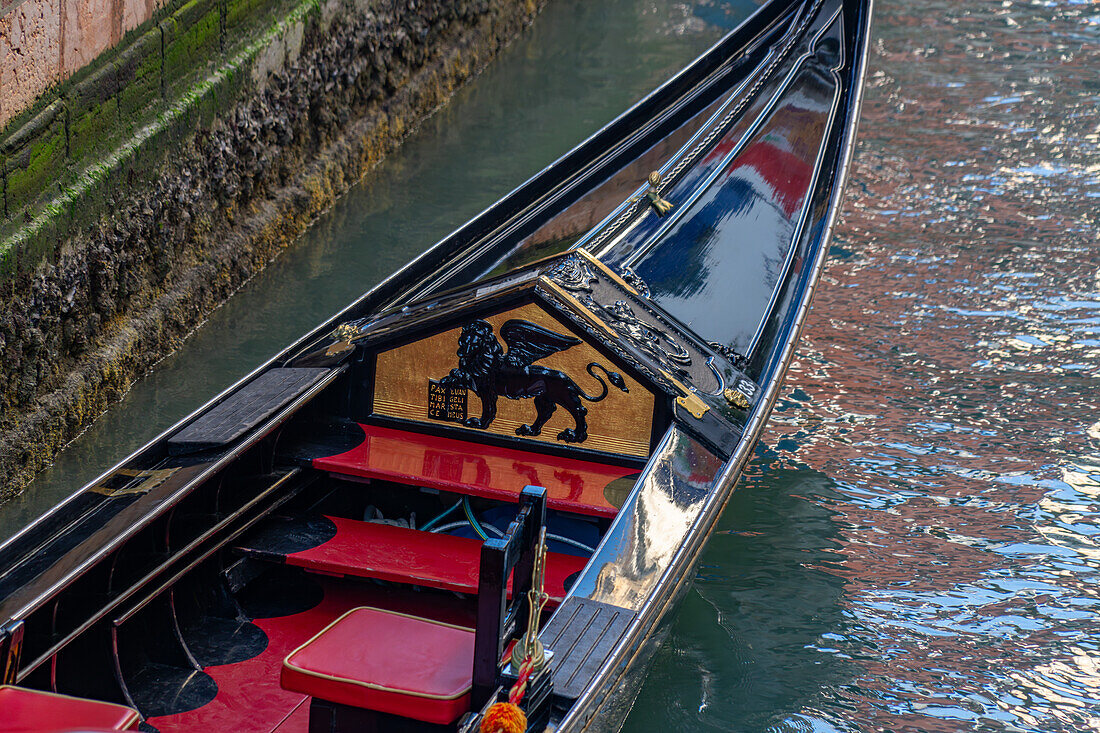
(373, 302, 656, 459)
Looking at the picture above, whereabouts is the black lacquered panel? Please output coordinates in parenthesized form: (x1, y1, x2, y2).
(167, 368, 329, 455)
(540, 596, 635, 702)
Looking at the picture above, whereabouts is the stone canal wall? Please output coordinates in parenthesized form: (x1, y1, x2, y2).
(0, 0, 543, 496)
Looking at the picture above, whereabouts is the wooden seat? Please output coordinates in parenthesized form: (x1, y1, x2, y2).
(237, 515, 586, 603)
(280, 487, 548, 730)
(0, 685, 141, 732)
(312, 423, 637, 517)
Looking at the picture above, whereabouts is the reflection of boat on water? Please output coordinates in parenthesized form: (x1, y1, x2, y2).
(629, 465, 857, 729)
(0, 0, 872, 730)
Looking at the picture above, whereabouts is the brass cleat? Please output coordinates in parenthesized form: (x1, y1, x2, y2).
(645, 171, 674, 216)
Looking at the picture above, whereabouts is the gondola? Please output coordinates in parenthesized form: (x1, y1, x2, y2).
(0, 0, 872, 730)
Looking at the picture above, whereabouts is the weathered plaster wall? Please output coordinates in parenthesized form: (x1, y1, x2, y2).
(1, 0, 170, 124)
(0, 0, 544, 496)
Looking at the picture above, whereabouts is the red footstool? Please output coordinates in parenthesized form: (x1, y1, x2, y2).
(281, 607, 476, 726)
(0, 685, 141, 732)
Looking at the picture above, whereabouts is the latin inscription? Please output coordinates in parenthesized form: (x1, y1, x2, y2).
(428, 380, 467, 422)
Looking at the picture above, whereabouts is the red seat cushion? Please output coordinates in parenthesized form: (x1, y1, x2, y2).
(0, 685, 141, 732)
(281, 607, 475, 725)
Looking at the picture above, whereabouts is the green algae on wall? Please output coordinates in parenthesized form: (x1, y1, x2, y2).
(115, 30, 164, 129)
(1, 101, 67, 229)
(161, 0, 224, 93)
(0, 0, 296, 257)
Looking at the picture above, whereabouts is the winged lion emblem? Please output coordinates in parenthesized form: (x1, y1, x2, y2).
(433, 318, 629, 444)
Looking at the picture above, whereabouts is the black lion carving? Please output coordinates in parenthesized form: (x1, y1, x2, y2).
(435, 318, 629, 443)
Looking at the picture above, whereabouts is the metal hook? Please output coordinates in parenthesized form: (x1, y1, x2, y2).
(701, 355, 726, 396)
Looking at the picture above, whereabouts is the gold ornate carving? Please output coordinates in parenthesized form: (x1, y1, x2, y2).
(541, 278, 709, 418)
(325, 323, 360, 356)
(645, 171, 674, 216)
(723, 387, 751, 410)
(575, 249, 640, 296)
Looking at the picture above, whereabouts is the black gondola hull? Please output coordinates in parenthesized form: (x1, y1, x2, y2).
(0, 0, 872, 729)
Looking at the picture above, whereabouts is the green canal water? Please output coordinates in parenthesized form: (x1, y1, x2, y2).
(5, 0, 1099, 730)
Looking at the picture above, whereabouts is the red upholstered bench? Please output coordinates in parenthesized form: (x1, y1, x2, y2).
(282, 607, 475, 726)
(0, 685, 141, 732)
(282, 487, 551, 731)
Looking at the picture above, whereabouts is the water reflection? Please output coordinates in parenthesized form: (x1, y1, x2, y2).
(573, 430, 720, 610)
(635, 62, 837, 350)
(628, 0, 1100, 728)
(625, 463, 852, 732)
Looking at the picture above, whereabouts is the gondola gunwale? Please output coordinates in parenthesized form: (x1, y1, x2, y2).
(744, 25, 850, 357)
(577, 1, 819, 257)
(596, 1, 846, 269)
(18, 469, 311, 681)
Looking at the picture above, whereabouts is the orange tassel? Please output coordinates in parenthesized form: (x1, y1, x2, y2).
(480, 701, 527, 733)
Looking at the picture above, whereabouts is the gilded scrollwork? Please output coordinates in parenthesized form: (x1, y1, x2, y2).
(548, 256, 599, 293)
(619, 266, 651, 298)
(577, 294, 693, 379)
(707, 340, 748, 370)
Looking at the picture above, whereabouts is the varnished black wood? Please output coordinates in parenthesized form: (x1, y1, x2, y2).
(472, 486, 547, 709)
(233, 515, 338, 561)
(167, 368, 330, 455)
(0, 620, 23, 684)
(540, 597, 636, 703)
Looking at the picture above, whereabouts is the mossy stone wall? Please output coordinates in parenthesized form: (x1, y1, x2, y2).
(0, 0, 287, 249)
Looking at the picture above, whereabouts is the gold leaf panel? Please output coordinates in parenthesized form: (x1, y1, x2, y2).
(373, 303, 655, 458)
